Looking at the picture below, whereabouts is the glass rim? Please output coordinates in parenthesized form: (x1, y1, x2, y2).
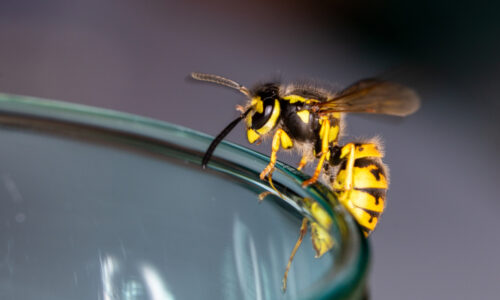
(0, 92, 369, 300)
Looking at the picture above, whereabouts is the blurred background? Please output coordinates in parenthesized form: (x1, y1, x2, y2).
(0, 0, 498, 299)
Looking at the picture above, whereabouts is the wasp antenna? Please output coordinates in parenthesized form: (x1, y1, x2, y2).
(202, 109, 251, 169)
(191, 72, 250, 96)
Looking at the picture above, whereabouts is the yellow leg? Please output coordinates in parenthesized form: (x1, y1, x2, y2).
(335, 143, 356, 203)
(344, 143, 356, 191)
(302, 119, 330, 187)
(297, 154, 308, 171)
(282, 218, 308, 293)
(260, 129, 284, 180)
(256, 170, 283, 201)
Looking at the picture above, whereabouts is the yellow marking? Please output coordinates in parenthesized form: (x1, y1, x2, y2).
(353, 166, 388, 189)
(337, 198, 378, 231)
(355, 144, 383, 159)
(311, 202, 332, 229)
(251, 97, 263, 113)
(296, 110, 310, 124)
(282, 95, 307, 103)
(334, 166, 388, 190)
(247, 129, 260, 143)
(256, 99, 281, 135)
(329, 125, 339, 142)
(280, 130, 293, 149)
(306, 99, 320, 105)
(245, 112, 252, 128)
(302, 118, 330, 187)
(352, 207, 378, 231)
(341, 143, 383, 160)
(349, 189, 385, 212)
(311, 222, 334, 258)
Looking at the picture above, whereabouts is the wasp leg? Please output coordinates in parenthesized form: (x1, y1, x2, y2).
(310, 222, 334, 258)
(260, 129, 289, 180)
(302, 119, 330, 187)
(257, 170, 284, 202)
(297, 154, 309, 171)
(333, 143, 356, 204)
(257, 191, 272, 201)
(282, 218, 308, 293)
(343, 143, 356, 192)
(309, 201, 335, 257)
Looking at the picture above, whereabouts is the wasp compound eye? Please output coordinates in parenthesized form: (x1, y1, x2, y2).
(251, 98, 275, 129)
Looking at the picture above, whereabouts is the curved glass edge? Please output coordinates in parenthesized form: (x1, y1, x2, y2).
(0, 93, 369, 300)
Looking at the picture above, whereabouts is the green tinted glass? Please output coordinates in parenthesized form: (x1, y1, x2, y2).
(0, 93, 368, 300)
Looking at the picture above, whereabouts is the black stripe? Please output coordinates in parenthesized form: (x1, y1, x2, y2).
(355, 206, 382, 219)
(354, 157, 386, 181)
(335, 157, 386, 179)
(354, 188, 386, 205)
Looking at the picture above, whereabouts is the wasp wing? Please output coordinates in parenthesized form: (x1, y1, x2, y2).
(312, 79, 420, 117)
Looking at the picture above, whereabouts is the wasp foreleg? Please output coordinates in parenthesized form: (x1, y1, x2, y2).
(259, 129, 293, 180)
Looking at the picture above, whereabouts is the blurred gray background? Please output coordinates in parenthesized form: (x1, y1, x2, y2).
(1, 0, 499, 299)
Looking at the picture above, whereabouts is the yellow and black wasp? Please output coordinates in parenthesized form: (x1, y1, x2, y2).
(191, 72, 420, 291)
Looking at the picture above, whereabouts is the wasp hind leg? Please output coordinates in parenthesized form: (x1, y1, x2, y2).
(282, 218, 308, 292)
(282, 200, 335, 292)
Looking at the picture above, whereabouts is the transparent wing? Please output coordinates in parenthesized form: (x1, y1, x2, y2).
(311, 79, 420, 117)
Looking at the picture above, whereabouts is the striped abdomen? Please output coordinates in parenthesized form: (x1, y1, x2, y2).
(331, 150, 388, 236)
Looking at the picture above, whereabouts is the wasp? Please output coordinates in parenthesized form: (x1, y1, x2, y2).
(191, 72, 420, 291)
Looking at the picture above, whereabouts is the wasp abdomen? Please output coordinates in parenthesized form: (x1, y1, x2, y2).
(331, 144, 388, 236)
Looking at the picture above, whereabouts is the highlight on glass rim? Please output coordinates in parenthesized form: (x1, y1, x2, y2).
(191, 71, 420, 292)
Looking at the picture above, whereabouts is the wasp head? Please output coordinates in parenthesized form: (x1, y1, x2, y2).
(245, 83, 281, 143)
(190, 72, 281, 168)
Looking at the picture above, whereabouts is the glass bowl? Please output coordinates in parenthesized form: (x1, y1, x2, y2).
(0, 93, 368, 299)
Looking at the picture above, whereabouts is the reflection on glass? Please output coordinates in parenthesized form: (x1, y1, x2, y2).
(98, 254, 175, 300)
(140, 263, 175, 300)
(100, 254, 119, 300)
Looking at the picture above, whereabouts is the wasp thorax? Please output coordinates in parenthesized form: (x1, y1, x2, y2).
(246, 83, 281, 143)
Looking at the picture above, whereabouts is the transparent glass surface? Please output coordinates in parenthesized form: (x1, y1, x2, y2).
(0, 93, 368, 300)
